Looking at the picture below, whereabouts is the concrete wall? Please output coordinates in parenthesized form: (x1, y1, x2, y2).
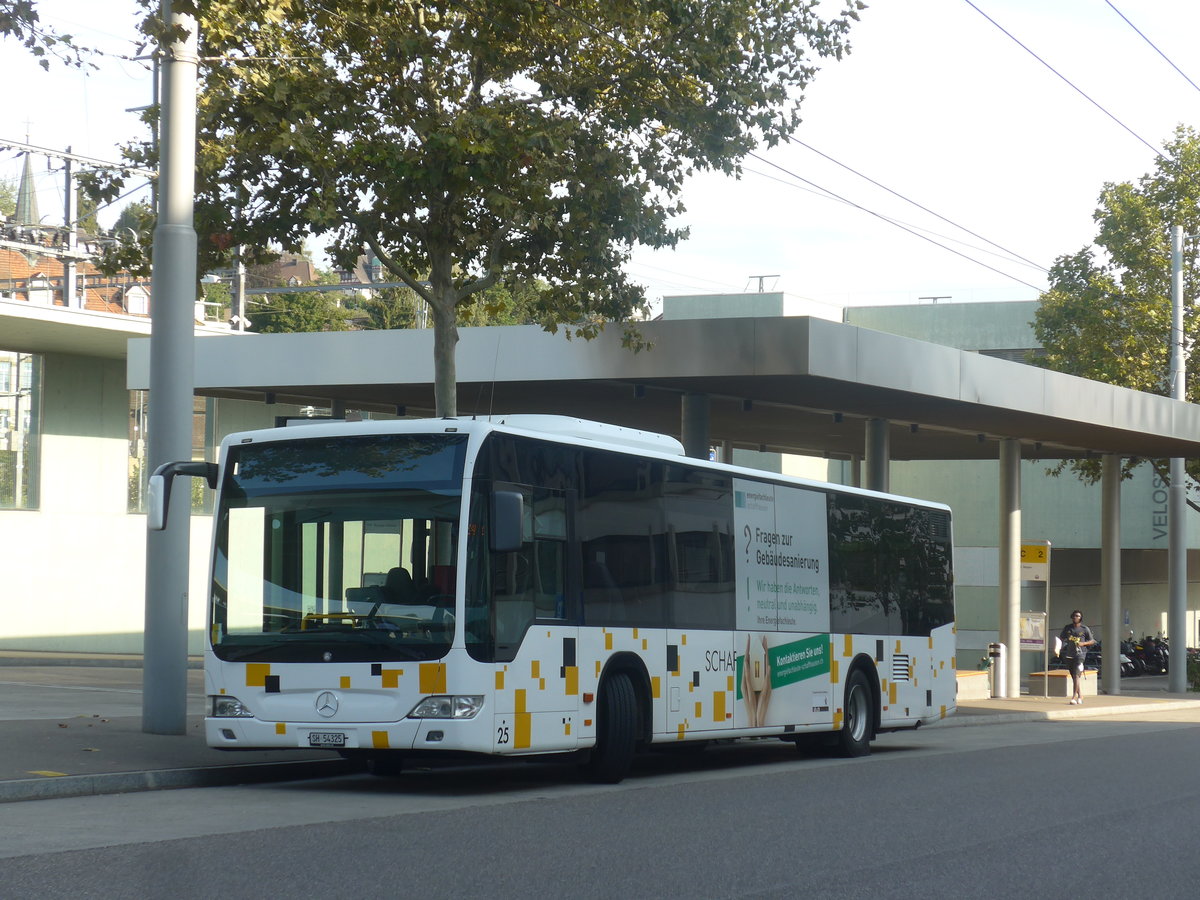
(844, 300, 1039, 352)
(662, 292, 843, 323)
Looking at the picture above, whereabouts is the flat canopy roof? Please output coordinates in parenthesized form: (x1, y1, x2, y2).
(127, 316, 1200, 461)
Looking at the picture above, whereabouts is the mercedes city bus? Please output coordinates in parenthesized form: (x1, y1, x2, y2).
(151, 415, 956, 783)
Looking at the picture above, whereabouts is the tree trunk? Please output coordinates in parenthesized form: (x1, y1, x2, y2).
(429, 290, 459, 418)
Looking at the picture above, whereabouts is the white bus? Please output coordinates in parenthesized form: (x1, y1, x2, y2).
(153, 415, 956, 783)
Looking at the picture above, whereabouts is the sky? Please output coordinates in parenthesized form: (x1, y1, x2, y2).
(4, 0, 1200, 310)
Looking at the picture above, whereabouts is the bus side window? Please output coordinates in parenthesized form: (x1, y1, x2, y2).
(491, 486, 568, 660)
(583, 555, 623, 621)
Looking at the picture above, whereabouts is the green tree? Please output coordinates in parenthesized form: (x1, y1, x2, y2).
(457, 278, 545, 327)
(113, 200, 153, 237)
(75, 188, 99, 235)
(248, 291, 350, 334)
(100, 0, 861, 415)
(0, 177, 15, 217)
(350, 286, 424, 332)
(1, 0, 88, 67)
(1032, 124, 1200, 489)
(201, 278, 231, 320)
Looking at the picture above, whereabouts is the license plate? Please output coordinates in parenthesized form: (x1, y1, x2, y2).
(308, 731, 347, 748)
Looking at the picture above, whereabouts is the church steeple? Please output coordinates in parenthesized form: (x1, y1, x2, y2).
(14, 151, 40, 226)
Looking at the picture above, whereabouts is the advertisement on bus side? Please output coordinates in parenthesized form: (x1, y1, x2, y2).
(733, 479, 831, 633)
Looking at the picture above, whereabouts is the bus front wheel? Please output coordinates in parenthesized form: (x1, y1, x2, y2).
(584, 671, 637, 784)
(836, 669, 874, 758)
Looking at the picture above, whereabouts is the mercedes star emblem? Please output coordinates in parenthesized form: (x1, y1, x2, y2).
(315, 691, 339, 718)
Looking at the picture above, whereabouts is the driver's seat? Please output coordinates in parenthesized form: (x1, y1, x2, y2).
(382, 567, 418, 605)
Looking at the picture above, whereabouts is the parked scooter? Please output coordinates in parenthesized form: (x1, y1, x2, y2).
(1120, 637, 1144, 676)
(1133, 635, 1169, 675)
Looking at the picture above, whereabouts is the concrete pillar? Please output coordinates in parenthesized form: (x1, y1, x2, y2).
(999, 439, 1021, 699)
(864, 418, 889, 492)
(1101, 454, 1122, 696)
(681, 392, 711, 460)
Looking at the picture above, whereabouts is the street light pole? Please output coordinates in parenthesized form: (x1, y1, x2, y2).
(143, 1, 199, 734)
(1168, 224, 1187, 694)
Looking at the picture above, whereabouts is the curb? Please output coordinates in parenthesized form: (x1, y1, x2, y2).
(0, 758, 364, 805)
(931, 699, 1200, 728)
(0, 655, 203, 669)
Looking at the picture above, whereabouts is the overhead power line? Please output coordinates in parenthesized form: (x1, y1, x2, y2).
(220, 0, 1053, 296)
(742, 163, 1048, 272)
(788, 137, 1046, 271)
(0, 139, 155, 176)
(749, 152, 1046, 293)
(962, 0, 1169, 163)
(1104, 1, 1200, 97)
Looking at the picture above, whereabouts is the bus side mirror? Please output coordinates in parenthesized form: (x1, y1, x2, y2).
(147, 461, 219, 531)
(490, 490, 524, 553)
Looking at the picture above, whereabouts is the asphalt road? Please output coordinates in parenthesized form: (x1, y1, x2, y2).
(2, 707, 1199, 898)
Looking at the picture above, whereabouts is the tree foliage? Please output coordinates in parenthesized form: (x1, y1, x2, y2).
(349, 278, 547, 330)
(0, 177, 15, 217)
(75, 188, 99, 236)
(113, 200, 154, 237)
(0, 0, 89, 68)
(1032, 125, 1200, 487)
(248, 290, 351, 334)
(97, 0, 862, 414)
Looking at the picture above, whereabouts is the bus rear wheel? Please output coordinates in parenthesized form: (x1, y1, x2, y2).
(836, 669, 874, 758)
(583, 671, 637, 784)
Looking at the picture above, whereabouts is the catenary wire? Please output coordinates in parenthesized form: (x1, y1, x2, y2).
(516, 0, 1053, 289)
(788, 137, 1046, 271)
(742, 164, 1049, 272)
(1104, 1, 1200, 97)
(189, 0, 1055, 295)
(962, 0, 1169, 163)
(749, 151, 1046, 293)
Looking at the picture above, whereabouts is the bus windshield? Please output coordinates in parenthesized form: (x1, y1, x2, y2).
(209, 433, 468, 663)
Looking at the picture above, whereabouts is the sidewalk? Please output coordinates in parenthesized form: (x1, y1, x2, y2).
(0, 654, 359, 804)
(2, 653, 1198, 804)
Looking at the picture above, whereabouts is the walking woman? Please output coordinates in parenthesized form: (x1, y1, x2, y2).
(1059, 610, 1095, 705)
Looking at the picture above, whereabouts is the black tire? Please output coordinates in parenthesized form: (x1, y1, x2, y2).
(836, 669, 874, 758)
(584, 671, 638, 784)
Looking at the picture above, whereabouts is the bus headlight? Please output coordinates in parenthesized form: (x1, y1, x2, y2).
(209, 695, 254, 717)
(408, 695, 485, 719)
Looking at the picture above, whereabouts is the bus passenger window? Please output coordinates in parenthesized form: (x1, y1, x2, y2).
(490, 486, 568, 660)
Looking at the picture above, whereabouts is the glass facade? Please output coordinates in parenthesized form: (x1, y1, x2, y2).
(127, 391, 213, 513)
(0, 351, 41, 510)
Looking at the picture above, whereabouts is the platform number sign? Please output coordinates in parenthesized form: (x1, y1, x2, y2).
(1020, 542, 1050, 582)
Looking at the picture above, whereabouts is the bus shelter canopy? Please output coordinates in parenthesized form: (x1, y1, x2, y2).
(127, 316, 1200, 462)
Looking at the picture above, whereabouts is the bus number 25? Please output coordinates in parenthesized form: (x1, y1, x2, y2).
(496, 722, 510, 745)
